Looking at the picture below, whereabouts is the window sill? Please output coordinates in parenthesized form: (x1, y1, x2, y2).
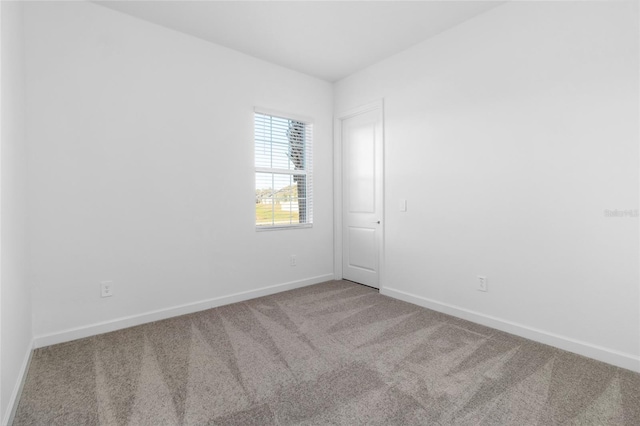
(256, 224, 313, 232)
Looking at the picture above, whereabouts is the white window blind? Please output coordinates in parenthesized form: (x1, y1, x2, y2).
(255, 111, 313, 228)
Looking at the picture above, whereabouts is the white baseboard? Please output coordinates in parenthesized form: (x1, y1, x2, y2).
(34, 274, 334, 349)
(381, 286, 640, 373)
(3, 339, 35, 426)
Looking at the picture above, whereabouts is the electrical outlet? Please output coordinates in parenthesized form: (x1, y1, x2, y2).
(477, 276, 488, 292)
(101, 281, 114, 298)
(290, 255, 297, 266)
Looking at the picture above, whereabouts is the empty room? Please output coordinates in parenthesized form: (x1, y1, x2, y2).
(1, 0, 639, 424)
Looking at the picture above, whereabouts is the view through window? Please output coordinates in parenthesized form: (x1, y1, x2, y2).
(255, 112, 313, 228)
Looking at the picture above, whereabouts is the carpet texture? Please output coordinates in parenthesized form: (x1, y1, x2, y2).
(13, 280, 640, 425)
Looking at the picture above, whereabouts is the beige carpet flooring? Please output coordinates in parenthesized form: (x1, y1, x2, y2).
(13, 280, 640, 425)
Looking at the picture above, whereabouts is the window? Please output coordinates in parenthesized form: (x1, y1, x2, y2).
(255, 111, 313, 229)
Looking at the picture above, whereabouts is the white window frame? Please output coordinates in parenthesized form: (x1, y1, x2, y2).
(254, 108, 313, 231)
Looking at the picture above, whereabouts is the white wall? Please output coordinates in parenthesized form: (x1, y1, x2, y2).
(1, 0, 32, 422)
(335, 1, 639, 369)
(24, 2, 333, 341)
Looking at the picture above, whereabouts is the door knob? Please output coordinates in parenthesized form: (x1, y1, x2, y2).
(373, 221, 381, 224)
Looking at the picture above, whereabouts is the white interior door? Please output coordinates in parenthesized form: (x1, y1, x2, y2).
(342, 107, 383, 288)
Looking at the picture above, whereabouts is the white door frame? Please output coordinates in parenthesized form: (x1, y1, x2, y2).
(333, 99, 385, 289)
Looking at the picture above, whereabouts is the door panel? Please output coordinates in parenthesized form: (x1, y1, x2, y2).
(342, 108, 382, 288)
(347, 227, 377, 271)
(347, 127, 375, 213)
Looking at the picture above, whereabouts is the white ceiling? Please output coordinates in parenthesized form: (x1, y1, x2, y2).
(96, 1, 505, 82)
